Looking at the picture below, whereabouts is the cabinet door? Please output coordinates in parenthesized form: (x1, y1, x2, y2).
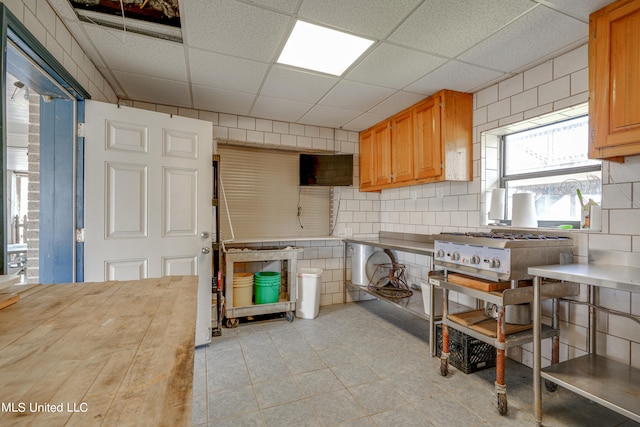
(392, 110, 414, 183)
(373, 121, 392, 186)
(590, 0, 640, 158)
(359, 128, 374, 189)
(414, 96, 442, 179)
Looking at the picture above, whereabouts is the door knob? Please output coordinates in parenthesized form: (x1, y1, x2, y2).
(200, 231, 210, 239)
(202, 247, 211, 254)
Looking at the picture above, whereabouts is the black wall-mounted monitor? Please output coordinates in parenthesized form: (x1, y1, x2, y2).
(299, 154, 353, 186)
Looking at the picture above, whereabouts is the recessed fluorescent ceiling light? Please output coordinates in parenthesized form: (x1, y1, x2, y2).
(278, 21, 374, 76)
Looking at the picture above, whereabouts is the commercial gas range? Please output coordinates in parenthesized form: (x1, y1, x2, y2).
(433, 230, 577, 416)
(433, 230, 573, 283)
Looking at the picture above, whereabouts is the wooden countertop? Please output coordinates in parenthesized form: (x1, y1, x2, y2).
(0, 276, 198, 427)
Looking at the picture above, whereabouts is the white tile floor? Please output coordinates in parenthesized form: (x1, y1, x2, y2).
(192, 301, 639, 427)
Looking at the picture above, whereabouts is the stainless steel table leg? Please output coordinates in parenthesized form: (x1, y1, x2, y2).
(343, 241, 347, 304)
(439, 286, 450, 376)
(496, 305, 507, 415)
(533, 275, 542, 426)
(429, 280, 435, 357)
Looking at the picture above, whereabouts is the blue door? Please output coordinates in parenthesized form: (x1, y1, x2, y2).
(39, 98, 75, 283)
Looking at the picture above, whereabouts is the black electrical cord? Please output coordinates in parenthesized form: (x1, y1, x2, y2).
(297, 186, 303, 229)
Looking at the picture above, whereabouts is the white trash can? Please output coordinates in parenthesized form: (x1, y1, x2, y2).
(420, 281, 443, 317)
(296, 268, 323, 319)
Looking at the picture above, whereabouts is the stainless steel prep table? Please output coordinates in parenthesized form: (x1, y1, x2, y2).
(343, 232, 439, 353)
(530, 250, 640, 426)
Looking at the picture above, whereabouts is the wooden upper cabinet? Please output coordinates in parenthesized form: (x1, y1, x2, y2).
(372, 121, 392, 187)
(439, 90, 473, 181)
(359, 128, 374, 188)
(414, 95, 442, 180)
(391, 109, 414, 183)
(589, 0, 640, 159)
(358, 89, 472, 191)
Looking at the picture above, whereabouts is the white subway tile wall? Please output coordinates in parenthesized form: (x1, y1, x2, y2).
(18, 0, 639, 370)
(375, 43, 640, 369)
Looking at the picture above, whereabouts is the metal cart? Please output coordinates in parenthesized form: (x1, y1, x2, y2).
(432, 273, 579, 415)
(223, 247, 303, 328)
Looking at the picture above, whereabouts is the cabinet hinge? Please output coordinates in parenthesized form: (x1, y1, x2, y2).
(591, 129, 595, 142)
(76, 228, 85, 243)
(77, 122, 86, 137)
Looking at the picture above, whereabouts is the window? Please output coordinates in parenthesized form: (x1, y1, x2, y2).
(500, 116, 601, 227)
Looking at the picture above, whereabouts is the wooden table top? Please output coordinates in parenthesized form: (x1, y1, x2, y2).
(0, 276, 198, 427)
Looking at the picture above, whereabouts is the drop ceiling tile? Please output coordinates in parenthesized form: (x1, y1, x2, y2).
(319, 81, 395, 111)
(182, 0, 290, 62)
(346, 43, 447, 90)
(538, 0, 613, 22)
(388, 0, 534, 57)
(343, 112, 391, 132)
(82, 23, 187, 80)
(188, 48, 268, 93)
(369, 91, 429, 117)
(248, 0, 299, 14)
(459, 6, 588, 72)
(299, 105, 362, 129)
(97, 66, 125, 95)
(46, 0, 598, 130)
(112, 70, 191, 107)
(260, 66, 338, 104)
(405, 60, 505, 95)
(250, 96, 313, 123)
(47, 0, 78, 20)
(65, 22, 106, 68)
(192, 85, 255, 116)
(298, 0, 421, 38)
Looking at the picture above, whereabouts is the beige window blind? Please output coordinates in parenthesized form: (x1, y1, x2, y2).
(218, 144, 330, 241)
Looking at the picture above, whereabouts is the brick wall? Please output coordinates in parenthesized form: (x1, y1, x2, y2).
(26, 92, 40, 284)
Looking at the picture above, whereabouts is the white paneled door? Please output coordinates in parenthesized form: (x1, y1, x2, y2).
(84, 100, 213, 346)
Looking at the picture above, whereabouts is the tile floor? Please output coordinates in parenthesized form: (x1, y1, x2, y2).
(192, 300, 639, 427)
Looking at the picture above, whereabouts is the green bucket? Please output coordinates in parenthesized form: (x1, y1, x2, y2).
(254, 272, 280, 304)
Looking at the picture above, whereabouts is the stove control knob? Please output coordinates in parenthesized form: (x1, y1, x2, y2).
(470, 255, 481, 265)
(452, 252, 460, 261)
(436, 249, 445, 258)
(490, 258, 501, 268)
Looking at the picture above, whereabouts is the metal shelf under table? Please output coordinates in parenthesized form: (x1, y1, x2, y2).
(541, 354, 640, 423)
(530, 253, 640, 426)
(443, 317, 559, 350)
